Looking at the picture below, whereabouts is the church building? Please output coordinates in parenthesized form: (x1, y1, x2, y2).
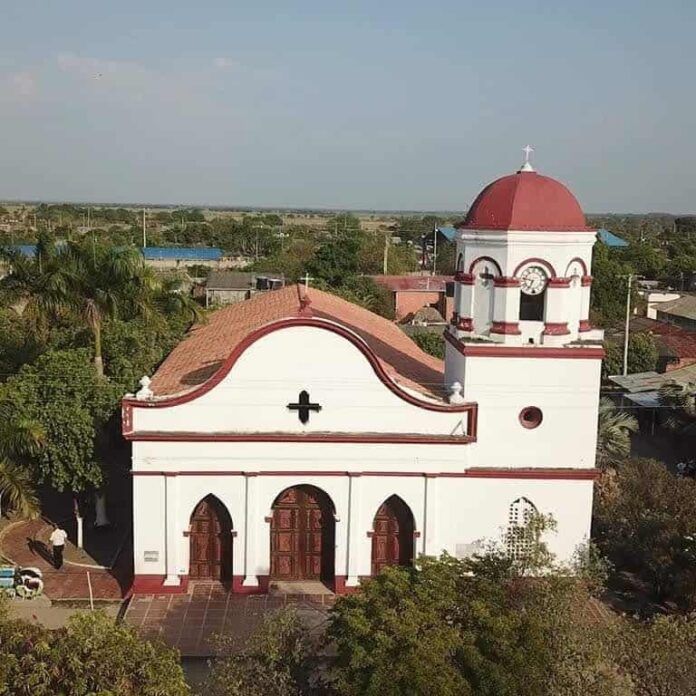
(123, 155, 604, 594)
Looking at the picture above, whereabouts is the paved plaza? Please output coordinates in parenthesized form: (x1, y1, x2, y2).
(123, 582, 332, 656)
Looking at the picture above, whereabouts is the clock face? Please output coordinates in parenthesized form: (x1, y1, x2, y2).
(519, 266, 548, 295)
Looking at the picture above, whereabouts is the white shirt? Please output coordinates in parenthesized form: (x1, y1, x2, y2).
(49, 529, 68, 546)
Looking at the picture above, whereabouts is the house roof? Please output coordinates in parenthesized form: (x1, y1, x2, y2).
(597, 229, 629, 248)
(206, 271, 284, 290)
(655, 295, 696, 321)
(149, 284, 445, 399)
(370, 275, 450, 292)
(628, 317, 696, 359)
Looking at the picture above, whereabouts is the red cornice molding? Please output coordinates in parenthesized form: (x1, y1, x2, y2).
(543, 322, 571, 336)
(122, 317, 478, 436)
(125, 431, 476, 445)
(547, 277, 572, 288)
(456, 317, 474, 331)
(578, 319, 593, 332)
(581, 275, 593, 287)
(493, 276, 520, 288)
(444, 330, 604, 359)
(131, 468, 600, 480)
(490, 321, 521, 335)
(454, 271, 475, 285)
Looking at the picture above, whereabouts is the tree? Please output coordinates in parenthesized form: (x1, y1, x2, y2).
(658, 380, 696, 438)
(0, 349, 119, 492)
(58, 240, 154, 376)
(308, 230, 364, 286)
(594, 458, 696, 612)
(596, 398, 638, 468)
(317, 276, 395, 319)
(602, 331, 658, 378)
(0, 607, 190, 695)
(205, 607, 315, 696)
(590, 243, 634, 328)
(411, 330, 445, 359)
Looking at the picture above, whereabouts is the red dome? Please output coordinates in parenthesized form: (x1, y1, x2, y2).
(460, 170, 591, 231)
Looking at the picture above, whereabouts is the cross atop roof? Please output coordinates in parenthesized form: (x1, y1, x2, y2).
(520, 144, 535, 172)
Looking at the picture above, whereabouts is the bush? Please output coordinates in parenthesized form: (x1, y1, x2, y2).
(411, 330, 445, 358)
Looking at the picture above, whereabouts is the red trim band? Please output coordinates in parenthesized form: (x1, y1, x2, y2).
(455, 271, 475, 285)
(547, 277, 571, 288)
(444, 330, 604, 358)
(125, 431, 475, 445)
(578, 319, 593, 332)
(493, 276, 520, 288)
(543, 322, 571, 336)
(581, 275, 593, 287)
(456, 317, 474, 331)
(490, 321, 521, 335)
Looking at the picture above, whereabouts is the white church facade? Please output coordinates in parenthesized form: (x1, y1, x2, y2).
(123, 156, 604, 595)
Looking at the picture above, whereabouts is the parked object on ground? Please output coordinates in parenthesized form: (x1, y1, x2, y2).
(0, 565, 44, 597)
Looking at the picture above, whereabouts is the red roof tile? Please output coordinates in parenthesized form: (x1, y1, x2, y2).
(150, 285, 445, 398)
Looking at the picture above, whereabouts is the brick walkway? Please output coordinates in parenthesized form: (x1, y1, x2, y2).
(0, 519, 131, 600)
(124, 583, 331, 657)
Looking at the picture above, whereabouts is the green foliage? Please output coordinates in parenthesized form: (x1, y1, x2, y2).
(308, 230, 364, 286)
(314, 276, 395, 319)
(595, 398, 638, 467)
(205, 607, 315, 696)
(590, 244, 634, 328)
(0, 607, 190, 695)
(658, 380, 696, 437)
(602, 331, 658, 378)
(594, 458, 696, 612)
(0, 349, 120, 491)
(411, 330, 445, 358)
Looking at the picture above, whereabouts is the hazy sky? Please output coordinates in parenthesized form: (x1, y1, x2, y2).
(1, 1, 694, 212)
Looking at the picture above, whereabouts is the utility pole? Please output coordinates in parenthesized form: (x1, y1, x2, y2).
(432, 226, 438, 275)
(383, 232, 389, 275)
(622, 273, 633, 376)
(142, 208, 147, 248)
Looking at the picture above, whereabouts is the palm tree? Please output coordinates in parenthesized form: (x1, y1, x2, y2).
(0, 412, 43, 519)
(596, 397, 638, 468)
(658, 381, 696, 437)
(0, 233, 66, 339)
(59, 240, 153, 376)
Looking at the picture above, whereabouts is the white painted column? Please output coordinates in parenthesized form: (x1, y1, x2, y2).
(543, 278, 571, 346)
(578, 276, 593, 333)
(453, 273, 475, 334)
(163, 474, 181, 586)
(345, 473, 363, 587)
(422, 475, 440, 557)
(243, 473, 259, 587)
(490, 278, 522, 345)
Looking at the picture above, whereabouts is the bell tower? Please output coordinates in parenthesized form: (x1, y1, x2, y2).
(444, 150, 604, 470)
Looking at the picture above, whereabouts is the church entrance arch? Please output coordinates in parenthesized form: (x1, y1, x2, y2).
(371, 495, 415, 576)
(188, 495, 233, 581)
(270, 485, 335, 583)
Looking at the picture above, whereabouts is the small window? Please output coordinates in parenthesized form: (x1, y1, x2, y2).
(506, 497, 538, 561)
(519, 291, 545, 321)
(445, 281, 455, 298)
(519, 406, 543, 429)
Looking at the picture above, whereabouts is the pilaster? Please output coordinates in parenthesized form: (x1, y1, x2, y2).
(163, 473, 180, 586)
(345, 473, 363, 587)
(242, 473, 259, 587)
(543, 278, 571, 346)
(490, 277, 522, 344)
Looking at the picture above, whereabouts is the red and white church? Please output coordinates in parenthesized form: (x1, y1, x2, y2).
(123, 155, 604, 594)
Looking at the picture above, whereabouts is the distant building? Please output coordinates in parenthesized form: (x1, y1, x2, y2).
(141, 246, 226, 270)
(205, 271, 285, 307)
(370, 275, 454, 323)
(655, 295, 696, 333)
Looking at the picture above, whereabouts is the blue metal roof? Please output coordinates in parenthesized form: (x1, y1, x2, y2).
(597, 229, 629, 248)
(140, 246, 223, 261)
(435, 226, 457, 242)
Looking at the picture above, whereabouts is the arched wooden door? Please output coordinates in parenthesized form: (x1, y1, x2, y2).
(270, 485, 335, 582)
(188, 495, 233, 580)
(371, 495, 415, 576)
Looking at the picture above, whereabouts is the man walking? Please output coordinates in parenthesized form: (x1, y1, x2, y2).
(49, 525, 68, 569)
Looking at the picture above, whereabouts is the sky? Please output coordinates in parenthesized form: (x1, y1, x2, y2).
(0, 1, 694, 213)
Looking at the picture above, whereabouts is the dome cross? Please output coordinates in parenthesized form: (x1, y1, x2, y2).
(520, 145, 535, 172)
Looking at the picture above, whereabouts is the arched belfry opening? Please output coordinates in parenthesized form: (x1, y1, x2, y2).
(371, 495, 415, 576)
(188, 494, 233, 581)
(270, 485, 336, 584)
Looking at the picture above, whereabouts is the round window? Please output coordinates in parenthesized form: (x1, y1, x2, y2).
(519, 406, 543, 429)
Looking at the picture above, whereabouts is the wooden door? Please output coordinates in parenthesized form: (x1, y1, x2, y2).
(371, 496, 414, 576)
(271, 486, 334, 581)
(189, 496, 232, 580)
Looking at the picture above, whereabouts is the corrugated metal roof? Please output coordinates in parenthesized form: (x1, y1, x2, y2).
(436, 226, 457, 242)
(656, 295, 696, 321)
(141, 246, 222, 261)
(597, 229, 629, 248)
